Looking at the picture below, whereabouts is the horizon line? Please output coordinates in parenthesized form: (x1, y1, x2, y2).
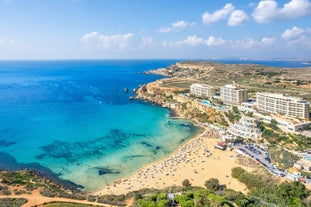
(0, 57, 310, 61)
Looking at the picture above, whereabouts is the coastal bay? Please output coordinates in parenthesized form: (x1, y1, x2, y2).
(94, 59, 311, 195)
(0, 60, 310, 206)
(95, 130, 248, 195)
(0, 60, 200, 192)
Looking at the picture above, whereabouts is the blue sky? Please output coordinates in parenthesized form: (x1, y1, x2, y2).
(0, 0, 310, 59)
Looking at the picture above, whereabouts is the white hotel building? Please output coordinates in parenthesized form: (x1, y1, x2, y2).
(228, 116, 262, 140)
(256, 92, 310, 120)
(220, 84, 248, 106)
(190, 83, 215, 98)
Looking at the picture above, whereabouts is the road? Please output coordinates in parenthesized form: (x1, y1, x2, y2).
(235, 143, 286, 177)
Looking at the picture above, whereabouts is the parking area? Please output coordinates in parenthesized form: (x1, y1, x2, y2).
(235, 143, 286, 177)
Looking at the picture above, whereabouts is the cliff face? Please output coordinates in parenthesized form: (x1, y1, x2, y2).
(135, 80, 182, 113)
(135, 80, 225, 125)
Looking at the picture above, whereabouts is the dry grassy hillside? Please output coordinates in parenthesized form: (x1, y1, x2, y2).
(147, 61, 311, 102)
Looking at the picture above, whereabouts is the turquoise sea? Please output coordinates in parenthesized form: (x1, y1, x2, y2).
(0, 60, 201, 192)
(0, 59, 308, 192)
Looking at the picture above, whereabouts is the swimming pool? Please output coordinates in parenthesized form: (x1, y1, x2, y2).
(302, 153, 311, 161)
(201, 100, 227, 111)
(201, 100, 211, 105)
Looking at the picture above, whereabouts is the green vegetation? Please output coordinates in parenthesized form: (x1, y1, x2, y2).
(97, 194, 126, 206)
(269, 146, 300, 169)
(182, 179, 191, 188)
(181, 102, 188, 110)
(0, 170, 128, 206)
(0, 198, 27, 207)
(1, 167, 310, 207)
(0, 170, 66, 195)
(256, 70, 283, 77)
(224, 106, 241, 123)
(131, 173, 310, 207)
(136, 193, 169, 207)
(160, 79, 191, 89)
(0, 184, 10, 196)
(219, 114, 229, 127)
(204, 178, 220, 191)
(135, 189, 234, 207)
(185, 108, 212, 123)
(174, 190, 232, 207)
(232, 167, 308, 206)
(259, 121, 311, 151)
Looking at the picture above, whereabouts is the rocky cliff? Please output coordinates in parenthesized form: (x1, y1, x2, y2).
(135, 79, 227, 125)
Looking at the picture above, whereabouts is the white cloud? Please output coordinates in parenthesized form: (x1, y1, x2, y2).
(142, 37, 154, 47)
(165, 35, 276, 49)
(184, 35, 204, 46)
(280, 27, 311, 48)
(166, 35, 226, 47)
(235, 38, 258, 48)
(281, 26, 305, 40)
(159, 20, 195, 33)
(82, 31, 134, 50)
(202, 4, 248, 26)
(282, 27, 311, 48)
(202, 3, 235, 25)
(0, 37, 16, 49)
(205, 36, 226, 46)
(228, 10, 249, 26)
(230, 37, 276, 48)
(168, 35, 203, 47)
(282, 0, 311, 18)
(261, 37, 276, 45)
(252, 0, 311, 23)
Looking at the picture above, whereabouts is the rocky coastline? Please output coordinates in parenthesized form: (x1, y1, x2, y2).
(135, 60, 311, 132)
(135, 78, 227, 126)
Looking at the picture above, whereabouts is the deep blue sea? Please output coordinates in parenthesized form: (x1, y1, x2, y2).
(0, 59, 308, 191)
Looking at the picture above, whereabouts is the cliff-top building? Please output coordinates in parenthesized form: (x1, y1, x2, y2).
(256, 92, 310, 120)
(220, 84, 248, 106)
(228, 115, 262, 140)
(190, 83, 215, 98)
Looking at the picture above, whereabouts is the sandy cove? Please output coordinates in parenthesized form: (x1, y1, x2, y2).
(95, 129, 247, 195)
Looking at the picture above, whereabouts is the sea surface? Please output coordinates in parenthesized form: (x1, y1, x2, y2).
(0, 59, 308, 192)
(0, 60, 202, 192)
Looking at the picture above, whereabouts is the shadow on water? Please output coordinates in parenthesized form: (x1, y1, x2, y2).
(95, 167, 121, 176)
(121, 154, 145, 162)
(140, 141, 163, 155)
(0, 151, 84, 190)
(36, 129, 146, 163)
(0, 139, 16, 147)
(1, 128, 10, 133)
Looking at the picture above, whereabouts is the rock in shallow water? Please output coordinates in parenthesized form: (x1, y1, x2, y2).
(96, 167, 121, 175)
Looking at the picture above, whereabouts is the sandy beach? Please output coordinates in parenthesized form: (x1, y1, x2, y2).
(95, 129, 247, 195)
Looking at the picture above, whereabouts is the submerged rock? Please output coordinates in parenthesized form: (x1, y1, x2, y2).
(0, 139, 16, 147)
(96, 167, 121, 175)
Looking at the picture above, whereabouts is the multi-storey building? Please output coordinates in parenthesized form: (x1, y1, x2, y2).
(190, 83, 215, 98)
(220, 84, 248, 106)
(256, 92, 310, 120)
(228, 115, 262, 140)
